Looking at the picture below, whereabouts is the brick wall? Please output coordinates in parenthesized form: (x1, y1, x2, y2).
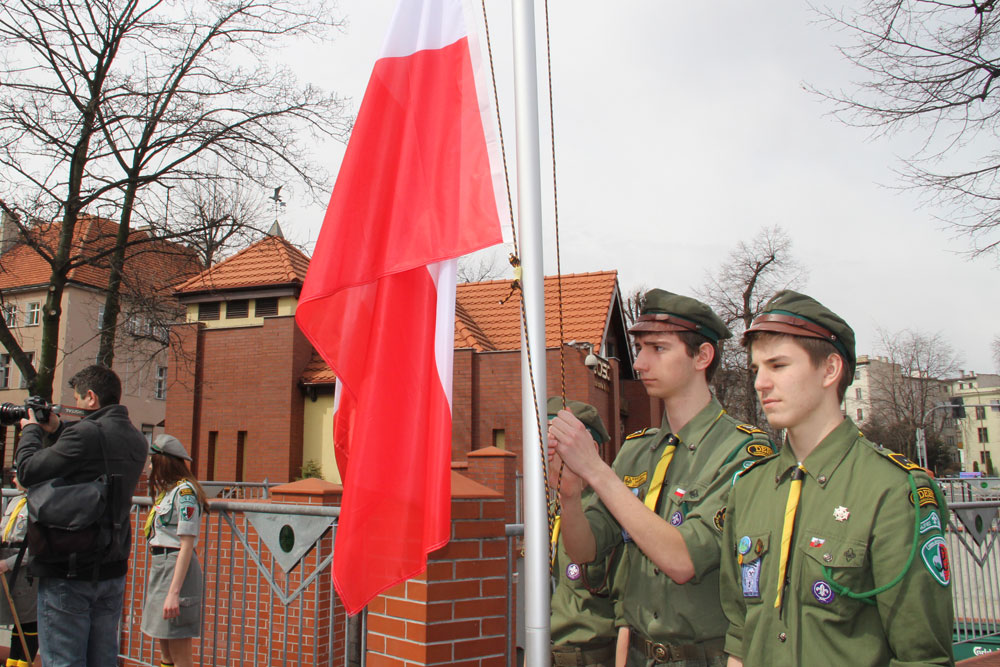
(365, 472, 507, 667)
(166, 316, 313, 483)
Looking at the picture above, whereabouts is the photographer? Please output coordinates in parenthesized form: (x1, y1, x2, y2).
(15, 365, 147, 667)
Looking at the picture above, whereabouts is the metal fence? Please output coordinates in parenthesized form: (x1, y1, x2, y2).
(948, 499, 1000, 653)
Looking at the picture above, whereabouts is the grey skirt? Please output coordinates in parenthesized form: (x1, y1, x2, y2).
(140, 550, 203, 639)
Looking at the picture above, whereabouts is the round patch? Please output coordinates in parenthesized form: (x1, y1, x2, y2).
(714, 507, 726, 531)
(738, 536, 752, 555)
(812, 580, 834, 604)
(670, 511, 684, 526)
(565, 563, 582, 581)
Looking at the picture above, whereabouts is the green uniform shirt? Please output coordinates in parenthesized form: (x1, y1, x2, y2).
(721, 418, 955, 666)
(585, 397, 774, 643)
(551, 493, 626, 647)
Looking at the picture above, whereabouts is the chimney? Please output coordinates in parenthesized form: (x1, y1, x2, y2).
(0, 210, 20, 255)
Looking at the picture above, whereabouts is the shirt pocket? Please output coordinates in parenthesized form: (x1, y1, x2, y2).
(736, 531, 769, 604)
(798, 532, 869, 610)
(664, 480, 709, 526)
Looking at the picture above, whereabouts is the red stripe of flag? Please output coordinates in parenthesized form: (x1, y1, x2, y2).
(296, 0, 502, 614)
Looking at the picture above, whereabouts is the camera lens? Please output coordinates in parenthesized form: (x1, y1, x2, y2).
(0, 403, 27, 426)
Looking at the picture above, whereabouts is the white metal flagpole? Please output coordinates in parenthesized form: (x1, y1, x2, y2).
(511, 1, 550, 665)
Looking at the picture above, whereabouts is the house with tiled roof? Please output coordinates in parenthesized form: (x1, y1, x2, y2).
(167, 228, 649, 483)
(0, 212, 203, 461)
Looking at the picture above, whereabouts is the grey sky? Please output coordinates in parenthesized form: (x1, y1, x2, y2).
(277, 1, 999, 373)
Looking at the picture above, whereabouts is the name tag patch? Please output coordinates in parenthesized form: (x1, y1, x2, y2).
(920, 510, 942, 535)
(910, 487, 938, 508)
(624, 472, 647, 488)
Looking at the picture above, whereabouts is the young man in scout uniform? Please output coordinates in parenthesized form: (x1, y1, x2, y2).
(721, 290, 954, 666)
(548, 397, 627, 667)
(549, 289, 774, 667)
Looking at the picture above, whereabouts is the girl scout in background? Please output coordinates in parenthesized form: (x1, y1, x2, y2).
(141, 434, 209, 667)
(0, 468, 39, 667)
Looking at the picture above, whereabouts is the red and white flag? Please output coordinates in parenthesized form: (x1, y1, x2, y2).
(296, 0, 503, 614)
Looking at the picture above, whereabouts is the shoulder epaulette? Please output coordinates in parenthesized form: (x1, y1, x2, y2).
(625, 427, 659, 441)
(864, 440, 929, 475)
(736, 423, 767, 435)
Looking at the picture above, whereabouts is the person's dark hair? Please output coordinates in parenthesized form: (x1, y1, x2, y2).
(149, 453, 209, 513)
(744, 331, 851, 402)
(68, 364, 121, 406)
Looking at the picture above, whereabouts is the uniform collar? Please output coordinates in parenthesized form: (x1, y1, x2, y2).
(773, 418, 860, 488)
(657, 396, 726, 453)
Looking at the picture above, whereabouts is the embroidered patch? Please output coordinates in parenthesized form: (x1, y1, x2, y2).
(565, 563, 582, 581)
(741, 558, 762, 598)
(921, 536, 950, 586)
(670, 511, 684, 526)
(737, 424, 767, 435)
(755, 539, 764, 555)
(624, 472, 648, 488)
(626, 428, 653, 440)
(809, 537, 825, 548)
(887, 453, 922, 472)
(181, 505, 195, 521)
(746, 443, 774, 458)
(674, 488, 686, 499)
(178, 487, 195, 496)
(833, 506, 850, 522)
(920, 511, 942, 535)
(909, 487, 938, 508)
(622, 527, 632, 543)
(738, 536, 752, 555)
(812, 580, 835, 604)
(714, 507, 726, 531)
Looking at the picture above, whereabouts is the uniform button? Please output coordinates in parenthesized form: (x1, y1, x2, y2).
(778, 633, 786, 642)
(653, 611, 659, 619)
(823, 553, 833, 563)
(653, 568, 660, 575)
(688, 443, 696, 451)
(818, 475, 827, 484)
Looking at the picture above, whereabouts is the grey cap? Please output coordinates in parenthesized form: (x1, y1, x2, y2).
(151, 433, 191, 461)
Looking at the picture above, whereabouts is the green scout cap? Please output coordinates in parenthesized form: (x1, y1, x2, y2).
(546, 396, 610, 444)
(627, 289, 732, 343)
(743, 290, 856, 372)
(151, 433, 192, 461)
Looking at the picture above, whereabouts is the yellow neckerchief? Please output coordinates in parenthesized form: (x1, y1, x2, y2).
(644, 408, 726, 513)
(775, 464, 807, 611)
(550, 515, 561, 567)
(3, 498, 26, 542)
(143, 480, 186, 539)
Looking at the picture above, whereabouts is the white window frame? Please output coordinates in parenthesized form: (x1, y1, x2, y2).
(0, 354, 9, 389)
(154, 366, 167, 400)
(3, 304, 16, 327)
(25, 302, 40, 326)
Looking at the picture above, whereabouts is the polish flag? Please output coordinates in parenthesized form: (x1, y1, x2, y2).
(296, 0, 503, 614)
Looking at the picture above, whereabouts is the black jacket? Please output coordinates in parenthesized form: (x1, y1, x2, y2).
(15, 404, 147, 579)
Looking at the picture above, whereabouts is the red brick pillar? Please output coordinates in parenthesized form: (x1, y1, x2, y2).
(366, 471, 507, 667)
(465, 446, 518, 525)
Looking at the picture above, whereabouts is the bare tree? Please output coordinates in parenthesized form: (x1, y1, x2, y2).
(172, 177, 272, 267)
(457, 247, 510, 283)
(814, 0, 1000, 258)
(0, 0, 351, 397)
(993, 334, 1000, 372)
(861, 328, 962, 471)
(697, 226, 807, 425)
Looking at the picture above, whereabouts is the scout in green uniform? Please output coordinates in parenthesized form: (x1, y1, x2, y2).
(720, 290, 954, 667)
(548, 290, 774, 667)
(548, 397, 626, 667)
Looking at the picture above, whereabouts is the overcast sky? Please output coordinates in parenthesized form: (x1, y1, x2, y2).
(275, 1, 1000, 373)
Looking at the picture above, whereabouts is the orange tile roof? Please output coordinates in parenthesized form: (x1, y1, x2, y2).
(174, 235, 310, 295)
(300, 351, 338, 385)
(0, 215, 202, 293)
(454, 271, 619, 352)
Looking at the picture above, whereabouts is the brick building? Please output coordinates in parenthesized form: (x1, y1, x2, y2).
(0, 212, 202, 461)
(167, 229, 647, 483)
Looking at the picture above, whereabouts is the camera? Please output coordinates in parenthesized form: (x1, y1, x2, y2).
(0, 396, 55, 426)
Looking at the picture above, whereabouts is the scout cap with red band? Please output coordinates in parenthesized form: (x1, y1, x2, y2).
(743, 290, 856, 373)
(627, 289, 732, 343)
(546, 396, 611, 445)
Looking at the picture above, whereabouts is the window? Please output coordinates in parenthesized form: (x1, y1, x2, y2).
(141, 424, 154, 444)
(854, 370, 861, 381)
(0, 355, 8, 389)
(198, 302, 220, 321)
(992, 400, 1000, 413)
(24, 302, 39, 326)
(254, 297, 278, 317)
(207, 431, 218, 481)
(236, 431, 247, 482)
(855, 388, 863, 400)
(154, 366, 167, 400)
(3, 304, 16, 327)
(976, 406, 987, 420)
(978, 427, 989, 444)
(493, 429, 506, 449)
(226, 299, 249, 319)
(96, 304, 105, 330)
(18, 352, 33, 389)
(857, 408, 864, 421)
(960, 383, 965, 390)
